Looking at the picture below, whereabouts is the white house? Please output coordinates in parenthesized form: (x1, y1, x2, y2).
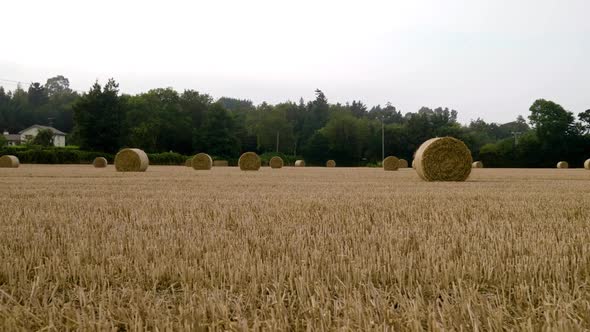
(18, 125, 67, 147)
(2, 131, 22, 146)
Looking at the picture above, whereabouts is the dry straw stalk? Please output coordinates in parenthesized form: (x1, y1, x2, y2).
(114, 148, 149, 172)
(0, 155, 19, 168)
(239, 152, 261, 171)
(93, 157, 108, 168)
(269, 156, 284, 169)
(192, 153, 213, 170)
(383, 156, 399, 171)
(414, 137, 472, 182)
(556, 161, 569, 169)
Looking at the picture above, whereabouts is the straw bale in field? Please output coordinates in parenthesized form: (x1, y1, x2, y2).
(414, 137, 472, 182)
(93, 157, 108, 168)
(213, 160, 228, 167)
(472, 161, 484, 168)
(585, 159, 590, 170)
(239, 152, 261, 171)
(0, 155, 19, 168)
(295, 160, 305, 167)
(398, 159, 408, 168)
(326, 160, 336, 167)
(185, 158, 193, 167)
(556, 161, 568, 169)
(383, 156, 399, 171)
(114, 148, 149, 172)
(192, 153, 212, 170)
(269, 156, 283, 169)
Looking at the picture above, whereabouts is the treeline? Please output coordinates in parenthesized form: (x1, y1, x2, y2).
(1, 76, 589, 167)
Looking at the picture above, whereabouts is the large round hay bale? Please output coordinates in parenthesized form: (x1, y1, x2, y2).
(585, 159, 590, 170)
(556, 161, 568, 169)
(472, 161, 484, 168)
(192, 153, 212, 170)
(114, 148, 149, 172)
(269, 156, 283, 169)
(0, 155, 19, 168)
(326, 160, 336, 167)
(414, 137, 472, 182)
(213, 160, 228, 167)
(239, 152, 261, 171)
(383, 156, 399, 171)
(398, 159, 408, 168)
(93, 157, 108, 168)
(185, 158, 193, 167)
(295, 160, 306, 167)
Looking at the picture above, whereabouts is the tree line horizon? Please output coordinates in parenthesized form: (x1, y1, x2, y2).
(1, 75, 589, 167)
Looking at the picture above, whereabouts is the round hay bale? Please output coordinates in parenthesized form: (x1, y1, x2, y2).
(114, 148, 149, 172)
(585, 159, 590, 170)
(93, 157, 108, 168)
(192, 153, 212, 170)
(414, 137, 472, 182)
(269, 156, 283, 169)
(213, 160, 228, 167)
(295, 160, 306, 167)
(472, 161, 484, 168)
(185, 158, 193, 167)
(556, 161, 568, 169)
(398, 159, 408, 168)
(383, 156, 399, 171)
(326, 160, 336, 167)
(0, 155, 19, 168)
(239, 152, 261, 171)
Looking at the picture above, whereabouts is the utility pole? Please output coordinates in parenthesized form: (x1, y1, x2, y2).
(511, 131, 522, 146)
(381, 117, 385, 161)
(276, 131, 280, 153)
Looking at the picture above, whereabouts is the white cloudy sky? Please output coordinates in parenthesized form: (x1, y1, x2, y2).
(1, 0, 589, 123)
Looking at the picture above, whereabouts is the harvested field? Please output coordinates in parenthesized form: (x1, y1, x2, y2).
(1, 165, 590, 330)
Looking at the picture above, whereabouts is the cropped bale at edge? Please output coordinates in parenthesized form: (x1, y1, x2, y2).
(585, 159, 590, 170)
(556, 161, 569, 169)
(0, 155, 20, 168)
(269, 156, 284, 169)
(185, 158, 193, 167)
(192, 153, 213, 170)
(295, 160, 306, 167)
(114, 148, 149, 172)
(472, 161, 484, 168)
(239, 152, 261, 171)
(326, 160, 336, 167)
(383, 156, 399, 171)
(93, 157, 108, 168)
(398, 159, 409, 168)
(414, 137, 472, 182)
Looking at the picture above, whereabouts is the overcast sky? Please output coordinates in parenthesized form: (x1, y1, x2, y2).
(1, 0, 589, 123)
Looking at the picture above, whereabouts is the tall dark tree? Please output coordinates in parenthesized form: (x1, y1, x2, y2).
(73, 79, 125, 152)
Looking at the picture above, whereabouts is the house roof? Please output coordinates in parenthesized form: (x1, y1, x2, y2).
(3, 134, 21, 141)
(19, 125, 67, 136)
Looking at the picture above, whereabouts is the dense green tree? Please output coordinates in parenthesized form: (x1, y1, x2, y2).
(31, 128, 54, 147)
(73, 79, 125, 152)
(528, 99, 576, 141)
(196, 103, 240, 158)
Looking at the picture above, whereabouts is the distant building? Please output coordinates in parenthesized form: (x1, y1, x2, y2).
(2, 131, 22, 146)
(16, 125, 67, 147)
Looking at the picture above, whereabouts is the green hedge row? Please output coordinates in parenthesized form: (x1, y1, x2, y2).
(0, 147, 192, 166)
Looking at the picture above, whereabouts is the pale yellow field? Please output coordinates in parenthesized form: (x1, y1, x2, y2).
(1, 165, 590, 330)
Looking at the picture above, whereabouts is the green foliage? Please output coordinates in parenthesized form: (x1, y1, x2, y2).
(31, 128, 54, 147)
(0, 135, 7, 147)
(146, 152, 187, 165)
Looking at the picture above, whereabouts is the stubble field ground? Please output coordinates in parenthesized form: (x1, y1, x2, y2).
(1, 165, 590, 330)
